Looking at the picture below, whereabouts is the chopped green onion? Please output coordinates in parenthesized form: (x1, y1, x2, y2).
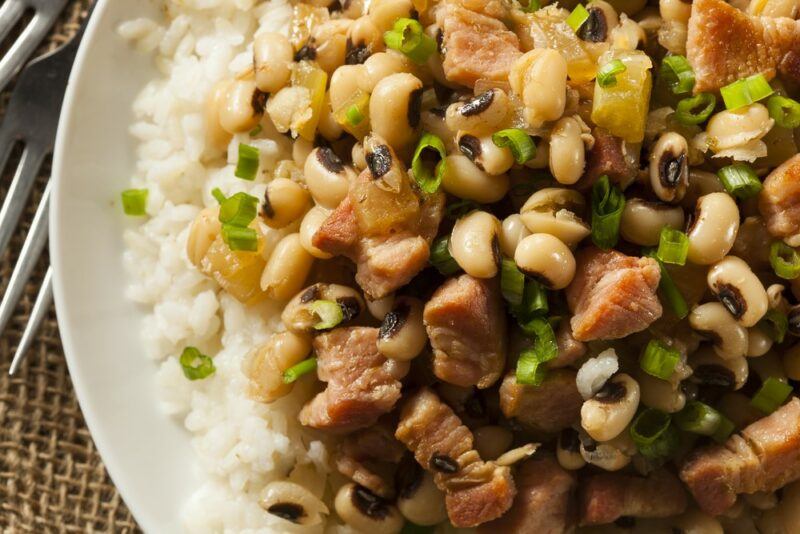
(640, 339, 681, 380)
(644, 249, 689, 319)
(630, 408, 679, 462)
(717, 163, 762, 199)
(492, 129, 537, 164)
(516, 317, 558, 386)
(597, 59, 627, 88)
(311, 300, 345, 330)
(591, 175, 625, 250)
(211, 187, 227, 204)
(219, 192, 259, 228)
(430, 236, 460, 276)
(720, 73, 774, 110)
(770, 241, 800, 280)
(767, 95, 800, 129)
(522, 0, 541, 11)
(675, 401, 722, 436)
(235, 144, 260, 181)
(249, 124, 263, 137)
(711, 414, 736, 444)
(501, 259, 526, 307)
(760, 309, 788, 343)
(566, 4, 590, 32)
(660, 55, 695, 95)
(675, 93, 716, 125)
(750, 377, 793, 414)
(121, 189, 148, 216)
(412, 132, 447, 194)
(180, 346, 216, 380)
(384, 18, 437, 64)
(656, 227, 689, 265)
(512, 278, 549, 322)
(283, 357, 318, 384)
(221, 224, 258, 252)
(345, 104, 365, 126)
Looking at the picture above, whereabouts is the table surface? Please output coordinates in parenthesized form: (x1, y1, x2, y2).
(0, 1, 139, 531)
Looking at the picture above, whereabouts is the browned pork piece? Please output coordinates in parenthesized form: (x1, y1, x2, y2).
(566, 247, 662, 341)
(423, 275, 507, 389)
(335, 422, 406, 498)
(551, 320, 587, 368)
(395, 388, 516, 527)
(759, 154, 800, 240)
(680, 397, 800, 516)
(299, 327, 407, 432)
(312, 139, 445, 299)
(579, 470, 688, 525)
(499, 368, 583, 436)
(686, 0, 800, 93)
(578, 128, 636, 190)
(435, 0, 523, 88)
(479, 455, 577, 534)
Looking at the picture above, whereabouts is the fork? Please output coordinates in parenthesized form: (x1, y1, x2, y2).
(0, 3, 92, 375)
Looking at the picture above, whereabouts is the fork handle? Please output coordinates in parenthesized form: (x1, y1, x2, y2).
(0, 144, 48, 258)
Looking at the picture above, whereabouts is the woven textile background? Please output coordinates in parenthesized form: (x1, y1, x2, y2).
(0, 1, 140, 531)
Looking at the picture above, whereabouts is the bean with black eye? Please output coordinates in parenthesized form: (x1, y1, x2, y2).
(281, 283, 365, 333)
(509, 50, 567, 128)
(689, 302, 748, 360)
(450, 211, 502, 279)
(334, 483, 404, 534)
(620, 198, 685, 246)
(253, 32, 293, 94)
(557, 428, 586, 470)
(360, 51, 415, 93)
(304, 147, 357, 208)
(707, 256, 768, 327)
(580, 433, 632, 471)
(397, 469, 447, 526)
(245, 332, 313, 403)
(690, 345, 748, 390)
(219, 79, 263, 134)
(499, 214, 531, 257)
(456, 131, 514, 176)
(649, 132, 689, 203)
(514, 233, 576, 290)
(445, 88, 511, 135)
(441, 154, 510, 203)
(260, 480, 329, 526)
(637, 369, 686, 413)
(581, 373, 640, 441)
(329, 64, 366, 112)
(369, 73, 424, 149)
(686, 193, 740, 265)
(520, 187, 590, 247)
(549, 116, 586, 185)
(261, 178, 311, 229)
(377, 297, 427, 361)
(579, 1, 619, 42)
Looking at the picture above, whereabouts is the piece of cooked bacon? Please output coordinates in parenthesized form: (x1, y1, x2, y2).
(687, 0, 800, 93)
(395, 387, 516, 528)
(335, 421, 406, 498)
(499, 368, 583, 436)
(759, 153, 800, 240)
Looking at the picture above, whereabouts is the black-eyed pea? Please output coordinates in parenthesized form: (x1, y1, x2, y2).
(377, 297, 427, 361)
(579, 0, 620, 42)
(619, 198, 684, 246)
(299, 206, 334, 260)
(244, 332, 313, 403)
(348, 15, 384, 58)
(397, 470, 447, 527)
(649, 132, 689, 203)
(508, 49, 567, 128)
(637, 369, 686, 413)
(450, 210, 502, 278)
(351, 142, 367, 171)
(747, 327, 773, 357)
(261, 178, 311, 229)
(281, 283, 365, 333)
(499, 214, 531, 257)
(519, 188, 590, 247)
(303, 147, 356, 208)
(292, 138, 314, 167)
(317, 94, 344, 141)
(688, 302, 748, 360)
(659, 0, 692, 24)
(579, 433, 632, 471)
(444, 89, 511, 135)
(261, 234, 315, 301)
(549, 116, 586, 185)
(334, 483, 404, 534)
(187, 207, 221, 268)
(557, 428, 586, 470)
(686, 193, 740, 265)
(689, 345, 748, 391)
(260, 480, 329, 526)
(707, 256, 768, 327)
(360, 51, 414, 93)
(329, 64, 366, 112)
(366, 294, 395, 321)
(368, 0, 414, 32)
(441, 154, 510, 203)
(312, 20, 352, 73)
(473, 425, 513, 460)
(205, 80, 234, 151)
(253, 32, 293, 94)
(220, 78, 265, 134)
(456, 131, 514, 176)
(514, 233, 576, 290)
(369, 73, 424, 149)
(580, 373, 640, 441)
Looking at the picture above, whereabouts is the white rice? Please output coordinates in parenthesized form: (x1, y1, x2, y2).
(119, 2, 345, 532)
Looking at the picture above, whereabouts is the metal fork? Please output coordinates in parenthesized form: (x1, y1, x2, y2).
(1, 4, 91, 374)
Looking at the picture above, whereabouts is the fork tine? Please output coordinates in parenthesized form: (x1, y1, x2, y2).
(0, 0, 26, 45)
(0, 181, 49, 337)
(0, 145, 46, 259)
(0, 8, 62, 94)
(8, 265, 52, 375)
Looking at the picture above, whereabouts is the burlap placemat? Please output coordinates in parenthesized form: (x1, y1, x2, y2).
(0, 2, 140, 532)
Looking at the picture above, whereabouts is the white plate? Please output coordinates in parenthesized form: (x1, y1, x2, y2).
(51, 0, 195, 531)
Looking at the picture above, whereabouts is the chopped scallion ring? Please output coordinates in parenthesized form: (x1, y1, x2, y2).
(512, 278, 549, 322)
(590, 175, 625, 250)
(750, 377, 793, 414)
(429, 235, 461, 276)
(501, 259, 526, 307)
(660, 55, 695, 95)
(311, 300, 345, 330)
(767, 95, 800, 129)
(629, 408, 679, 462)
(121, 189, 148, 216)
(566, 4, 590, 32)
(384, 18, 437, 65)
(674, 93, 716, 125)
(640, 339, 680, 380)
(412, 132, 447, 194)
(346, 104, 365, 126)
(180, 346, 216, 381)
(492, 128, 536, 164)
(656, 227, 689, 265)
(211, 187, 227, 205)
(717, 163, 762, 199)
(219, 192, 259, 228)
(283, 357, 318, 384)
(249, 124, 263, 137)
(221, 224, 258, 252)
(720, 73, 774, 110)
(770, 241, 800, 280)
(597, 59, 627, 88)
(675, 401, 722, 436)
(759, 309, 788, 343)
(516, 317, 558, 386)
(235, 143, 260, 181)
(711, 414, 735, 443)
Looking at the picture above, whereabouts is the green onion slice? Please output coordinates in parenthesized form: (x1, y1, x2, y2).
(516, 317, 558, 386)
(656, 227, 689, 265)
(522, 0, 541, 11)
(770, 241, 800, 280)
(640, 339, 681, 380)
(492, 128, 536, 164)
(211, 187, 227, 204)
(221, 224, 258, 252)
(591, 175, 625, 250)
(412, 132, 447, 194)
(711, 414, 736, 443)
(235, 143, 260, 181)
(760, 309, 788, 343)
(430, 236, 461, 276)
(644, 249, 689, 319)
(283, 357, 318, 384)
(180, 346, 216, 380)
(311, 300, 345, 330)
(597, 59, 627, 88)
(674, 93, 716, 125)
(750, 377, 793, 414)
(720, 73, 774, 111)
(675, 401, 722, 436)
(566, 4, 590, 32)
(501, 259, 526, 307)
(512, 278, 549, 322)
(660, 55, 695, 95)
(249, 124, 263, 137)
(717, 163, 762, 199)
(384, 18, 437, 64)
(767, 95, 800, 129)
(121, 189, 148, 216)
(630, 408, 679, 462)
(346, 104, 365, 126)
(219, 191, 259, 228)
